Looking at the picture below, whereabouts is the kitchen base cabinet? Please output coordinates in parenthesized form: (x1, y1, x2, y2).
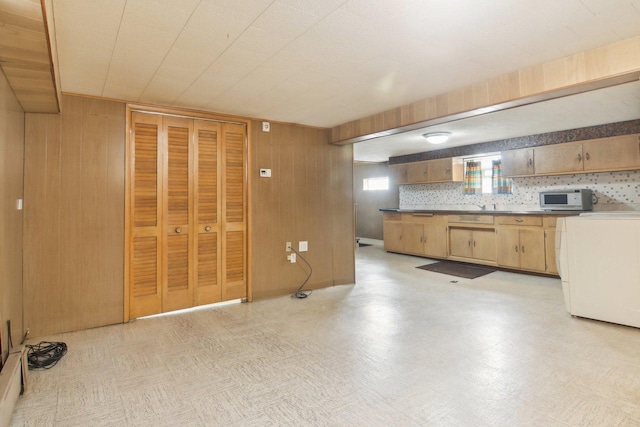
(383, 213, 447, 258)
(383, 211, 574, 276)
(383, 219, 404, 253)
(496, 228, 545, 272)
(448, 227, 497, 264)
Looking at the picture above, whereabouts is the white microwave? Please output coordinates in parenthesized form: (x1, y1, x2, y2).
(539, 189, 593, 211)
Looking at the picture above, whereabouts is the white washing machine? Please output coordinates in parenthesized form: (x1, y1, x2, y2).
(556, 212, 640, 328)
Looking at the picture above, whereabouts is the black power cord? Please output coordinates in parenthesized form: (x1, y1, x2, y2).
(289, 246, 313, 299)
(25, 341, 67, 370)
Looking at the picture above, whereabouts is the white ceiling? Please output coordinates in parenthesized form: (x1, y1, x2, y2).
(51, 0, 640, 131)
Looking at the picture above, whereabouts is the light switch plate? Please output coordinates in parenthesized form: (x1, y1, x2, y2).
(260, 168, 271, 177)
(262, 121, 270, 132)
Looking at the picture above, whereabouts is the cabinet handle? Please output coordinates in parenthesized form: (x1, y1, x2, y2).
(205, 225, 211, 232)
(521, 246, 525, 253)
(528, 158, 533, 166)
(515, 218, 523, 223)
(468, 240, 471, 247)
(585, 152, 590, 161)
(473, 241, 476, 247)
(577, 153, 582, 162)
(515, 245, 518, 252)
(175, 227, 182, 233)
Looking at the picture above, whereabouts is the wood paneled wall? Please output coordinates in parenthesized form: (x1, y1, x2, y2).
(332, 36, 640, 143)
(355, 162, 398, 240)
(0, 69, 24, 361)
(24, 95, 125, 337)
(250, 121, 355, 299)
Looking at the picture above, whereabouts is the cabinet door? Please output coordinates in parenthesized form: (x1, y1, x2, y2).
(519, 229, 545, 272)
(545, 228, 558, 274)
(162, 117, 194, 313)
(130, 113, 163, 318)
(389, 164, 408, 185)
(582, 135, 640, 172)
(496, 228, 520, 268)
(193, 120, 222, 306)
(383, 221, 404, 252)
(534, 144, 583, 175)
(471, 229, 497, 261)
(427, 158, 452, 182)
(221, 123, 247, 301)
(403, 223, 425, 255)
(424, 223, 447, 258)
(449, 228, 473, 258)
(502, 148, 534, 176)
(407, 161, 428, 183)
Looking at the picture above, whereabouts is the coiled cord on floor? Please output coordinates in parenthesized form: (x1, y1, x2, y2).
(290, 246, 313, 299)
(26, 341, 67, 370)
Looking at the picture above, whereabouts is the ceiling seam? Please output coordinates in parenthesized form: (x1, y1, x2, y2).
(100, 0, 128, 98)
(202, 0, 350, 112)
(169, 1, 278, 106)
(137, 0, 204, 101)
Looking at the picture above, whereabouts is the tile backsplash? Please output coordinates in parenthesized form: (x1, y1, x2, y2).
(399, 170, 640, 211)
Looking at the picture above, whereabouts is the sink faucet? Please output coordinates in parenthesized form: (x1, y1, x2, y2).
(477, 204, 486, 210)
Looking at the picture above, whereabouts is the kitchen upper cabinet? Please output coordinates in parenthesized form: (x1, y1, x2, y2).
(389, 157, 463, 184)
(502, 134, 640, 177)
(427, 158, 463, 182)
(534, 143, 583, 175)
(389, 164, 408, 185)
(501, 148, 534, 177)
(581, 134, 640, 171)
(407, 161, 428, 183)
(449, 227, 496, 263)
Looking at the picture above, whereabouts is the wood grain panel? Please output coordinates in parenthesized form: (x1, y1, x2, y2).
(0, 72, 24, 360)
(0, 0, 59, 112)
(250, 120, 354, 299)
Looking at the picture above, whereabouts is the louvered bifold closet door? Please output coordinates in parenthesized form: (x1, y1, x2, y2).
(162, 117, 194, 313)
(222, 123, 247, 300)
(193, 120, 222, 305)
(130, 113, 163, 318)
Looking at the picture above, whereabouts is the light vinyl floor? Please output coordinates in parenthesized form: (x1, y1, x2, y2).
(11, 239, 640, 426)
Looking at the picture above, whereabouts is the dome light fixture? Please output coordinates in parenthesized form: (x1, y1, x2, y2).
(422, 131, 451, 144)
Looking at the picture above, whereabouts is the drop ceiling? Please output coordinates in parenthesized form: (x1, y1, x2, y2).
(49, 0, 640, 130)
(5, 0, 640, 160)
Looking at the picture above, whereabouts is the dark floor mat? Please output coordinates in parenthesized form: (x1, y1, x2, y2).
(416, 261, 495, 279)
(357, 243, 372, 247)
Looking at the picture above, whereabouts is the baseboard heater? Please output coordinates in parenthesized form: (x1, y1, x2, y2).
(0, 347, 27, 426)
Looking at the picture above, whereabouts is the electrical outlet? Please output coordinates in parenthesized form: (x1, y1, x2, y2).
(259, 168, 271, 178)
(286, 242, 292, 252)
(287, 253, 296, 263)
(299, 241, 308, 252)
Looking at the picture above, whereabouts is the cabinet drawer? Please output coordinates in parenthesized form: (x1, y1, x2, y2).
(448, 214, 494, 225)
(496, 215, 542, 226)
(384, 212, 402, 221)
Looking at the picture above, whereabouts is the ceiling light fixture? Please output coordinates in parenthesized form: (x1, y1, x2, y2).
(422, 131, 451, 144)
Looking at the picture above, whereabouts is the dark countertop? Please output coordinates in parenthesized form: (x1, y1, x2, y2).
(380, 208, 587, 216)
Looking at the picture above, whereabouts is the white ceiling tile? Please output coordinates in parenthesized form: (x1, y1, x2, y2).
(52, 0, 640, 153)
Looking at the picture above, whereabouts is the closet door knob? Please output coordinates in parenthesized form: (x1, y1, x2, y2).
(205, 226, 211, 232)
(175, 227, 182, 234)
